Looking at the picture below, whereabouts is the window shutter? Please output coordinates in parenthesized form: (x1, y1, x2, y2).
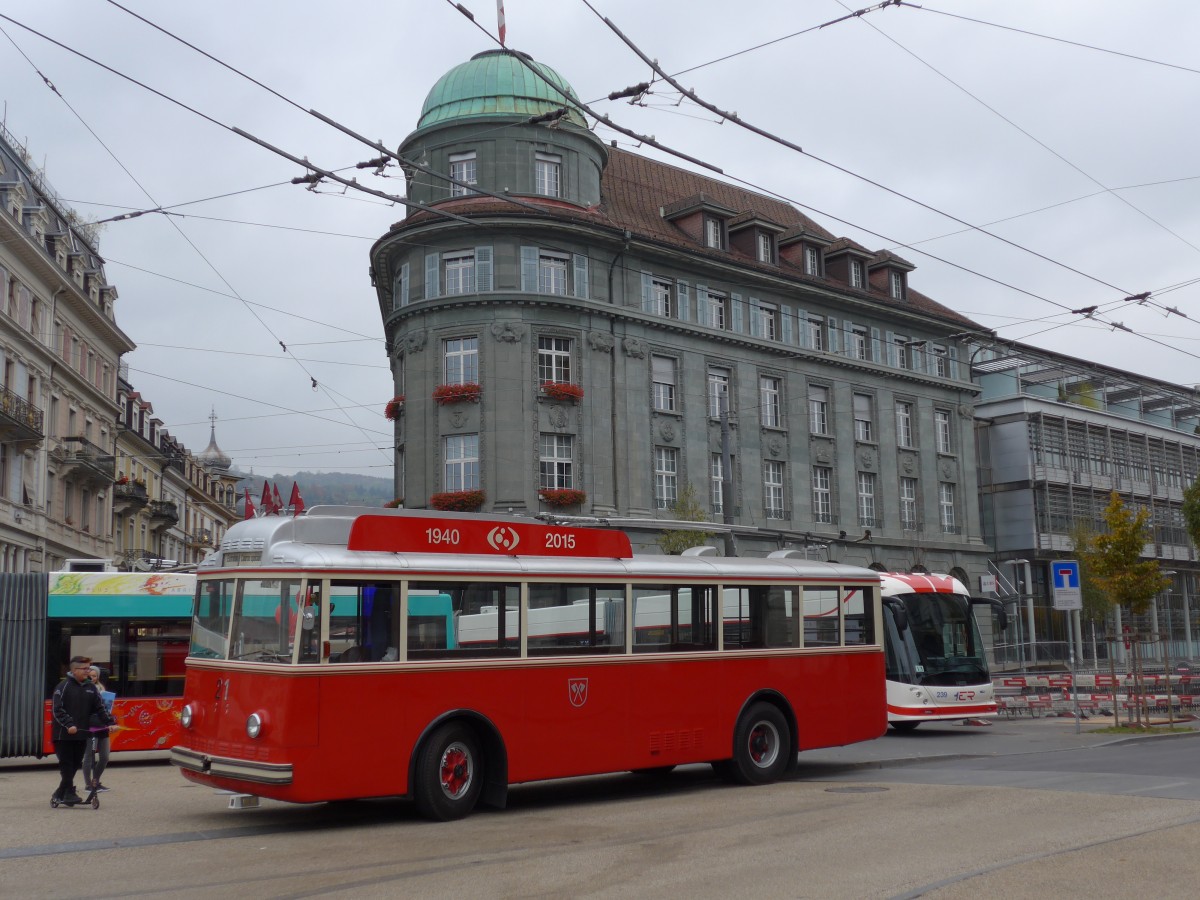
(828, 317, 841, 354)
(696, 285, 709, 325)
(885, 331, 897, 367)
(572, 253, 589, 299)
(748, 297, 762, 338)
(677, 280, 690, 321)
(425, 252, 440, 300)
(396, 263, 410, 309)
(871, 327, 882, 363)
(641, 272, 654, 312)
(796, 308, 809, 348)
(520, 246, 539, 292)
(781, 305, 793, 344)
(948, 346, 960, 380)
(731, 293, 744, 333)
(475, 246, 494, 292)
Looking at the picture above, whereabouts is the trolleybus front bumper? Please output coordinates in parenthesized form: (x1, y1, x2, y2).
(171, 746, 293, 785)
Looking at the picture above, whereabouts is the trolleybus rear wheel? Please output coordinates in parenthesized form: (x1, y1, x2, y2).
(889, 720, 921, 732)
(730, 702, 790, 785)
(414, 721, 482, 821)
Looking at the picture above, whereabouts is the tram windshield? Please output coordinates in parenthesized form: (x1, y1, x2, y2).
(887, 592, 988, 686)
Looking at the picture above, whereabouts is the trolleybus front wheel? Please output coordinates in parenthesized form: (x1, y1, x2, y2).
(414, 721, 483, 821)
(729, 702, 791, 785)
(889, 720, 921, 732)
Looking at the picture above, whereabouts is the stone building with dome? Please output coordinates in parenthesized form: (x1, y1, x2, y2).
(370, 48, 994, 586)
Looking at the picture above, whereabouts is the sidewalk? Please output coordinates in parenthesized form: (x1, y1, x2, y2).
(798, 712, 1200, 770)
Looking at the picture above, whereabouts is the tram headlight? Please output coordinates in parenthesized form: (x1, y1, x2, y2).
(246, 712, 264, 739)
(181, 704, 194, 729)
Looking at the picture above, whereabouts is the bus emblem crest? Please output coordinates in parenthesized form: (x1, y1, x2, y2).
(486, 526, 520, 552)
(568, 678, 588, 707)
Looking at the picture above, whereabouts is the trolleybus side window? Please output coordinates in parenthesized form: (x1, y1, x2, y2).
(192, 578, 236, 660)
(723, 585, 800, 649)
(632, 585, 717, 652)
(409, 580, 520, 658)
(327, 580, 401, 662)
(231, 579, 302, 663)
(526, 582, 626, 655)
(843, 587, 876, 646)
(803, 586, 842, 647)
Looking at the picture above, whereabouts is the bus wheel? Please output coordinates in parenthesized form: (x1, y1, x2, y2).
(414, 721, 482, 821)
(730, 702, 790, 785)
(889, 721, 921, 733)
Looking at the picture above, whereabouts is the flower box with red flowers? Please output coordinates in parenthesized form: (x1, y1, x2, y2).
(539, 488, 587, 508)
(430, 489, 485, 512)
(540, 381, 584, 403)
(433, 382, 482, 405)
(383, 498, 404, 508)
(384, 396, 405, 420)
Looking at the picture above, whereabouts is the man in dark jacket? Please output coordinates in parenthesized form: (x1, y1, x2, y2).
(51, 656, 111, 804)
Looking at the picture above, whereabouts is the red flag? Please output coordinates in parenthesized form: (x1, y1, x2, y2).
(497, 0, 506, 45)
(289, 481, 305, 516)
(260, 480, 275, 515)
(244, 488, 256, 520)
(273, 483, 284, 515)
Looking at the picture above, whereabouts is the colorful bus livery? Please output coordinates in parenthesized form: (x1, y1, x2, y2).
(172, 507, 888, 820)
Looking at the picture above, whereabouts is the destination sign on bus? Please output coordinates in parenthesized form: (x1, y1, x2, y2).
(347, 515, 632, 558)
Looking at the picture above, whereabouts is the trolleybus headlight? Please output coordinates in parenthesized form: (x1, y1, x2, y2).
(246, 712, 264, 739)
(181, 704, 194, 729)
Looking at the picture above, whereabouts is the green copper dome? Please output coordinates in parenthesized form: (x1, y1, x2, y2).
(417, 50, 587, 130)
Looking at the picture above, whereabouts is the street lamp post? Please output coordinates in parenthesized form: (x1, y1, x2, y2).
(1010, 558, 1036, 669)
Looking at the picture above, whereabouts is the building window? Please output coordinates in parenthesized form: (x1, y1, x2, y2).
(756, 232, 774, 263)
(704, 216, 724, 249)
(900, 477, 918, 530)
(537, 336, 572, 383)
(652, 355, 677, 412)
(654, 447, 678, 509)
(444, 434, 480, 491)
(763, 461, 785, 519)
(808, 384, 829, 435)
(760, 376, 781, 428)
(932, 346, 949, 378)
(849, 326, 868, 361)
(535, 152, 561, 197)
(811, 466, 832, 523)
(804, 246, 821, 276)
(711, 452, 725, 514)
(852, 394, 873, 442)
(708, 291, 727, 330)
(893, 337, 911, 370)
(757, 302, 778, 340)
(939, 482, 956, 532)
(539, 433, 574, 489)
(444, 336, 479, 385)
(849, 259, 864, 288)
(651, 278, 672, 316)
(896, 401, 914, 448)
(448, 151, 477, 196)
(443, 251, 476, 295)
(708, 367, 731, 418)
(935, 409, 953, 454)
(806, 315, 825, 351)
(890, 271, 905, 299)
(539, 251, 568, 295)
(857, 472, 876, 527)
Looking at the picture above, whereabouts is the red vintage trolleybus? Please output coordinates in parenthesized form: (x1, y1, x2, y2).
(171, 507, 887, 820)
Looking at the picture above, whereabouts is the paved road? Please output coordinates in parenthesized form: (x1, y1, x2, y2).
(2, 718, 1199, 898)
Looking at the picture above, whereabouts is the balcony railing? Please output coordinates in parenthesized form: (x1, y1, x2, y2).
(113, 481, 149, 513)
(148, 500, 179, 529)
(0, 384, 44, 446)
(51, 435, 115, 485)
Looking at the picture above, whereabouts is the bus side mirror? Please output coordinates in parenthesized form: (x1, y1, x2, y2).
(971, 597, 1008, 632)
(883, 598, 908, 634)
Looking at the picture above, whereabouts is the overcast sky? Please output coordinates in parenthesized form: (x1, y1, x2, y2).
(2, 1, 1197, 478)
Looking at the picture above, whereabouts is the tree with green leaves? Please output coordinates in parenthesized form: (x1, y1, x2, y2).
(1182, 477, 1200, 551)
(657, 483, 714, 555)
(1082, 492, 1170, 616)
(1068, 522, 1109, 630)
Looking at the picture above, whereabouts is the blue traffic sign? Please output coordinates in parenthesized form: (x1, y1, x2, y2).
(1052, 560, 1082, 610)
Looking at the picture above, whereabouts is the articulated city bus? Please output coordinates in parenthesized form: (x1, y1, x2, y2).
(172, 507, 888, 819)
(880, 572, 1007, 730)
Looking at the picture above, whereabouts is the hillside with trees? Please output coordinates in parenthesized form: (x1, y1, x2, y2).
(261, 472, 393, 508)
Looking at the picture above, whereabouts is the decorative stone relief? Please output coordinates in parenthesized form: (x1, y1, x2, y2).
(766, 435, 784, 457)
(857, 448, 877, 470)
(957, 402, 975, 419)
(400, 329, 426, 353)
(548, 406, 569, 429)
(448, 409, 469, 429)
(900, 454, 917, 475)
(490, 322, 525, 343)
(587, 331, 614, 353)
(939, 458, 957, 481)
(622, 337, 647, 359)
(813, 444, 833, 464)
(658, 420, 677, 443)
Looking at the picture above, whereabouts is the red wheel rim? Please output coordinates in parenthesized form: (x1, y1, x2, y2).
(748, 722, 780, 768)
(439, 742, 473, 799)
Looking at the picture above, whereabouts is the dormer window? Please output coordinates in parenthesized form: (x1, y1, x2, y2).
(535, 152, 561, 197)
(890, 271, 905, 300)
(849, 259, 864, 288)
(804, 246, 822, 277)
(448, 151, 477, 196)
(704, 216, 725, 250)
(756, 232, 775, 263)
